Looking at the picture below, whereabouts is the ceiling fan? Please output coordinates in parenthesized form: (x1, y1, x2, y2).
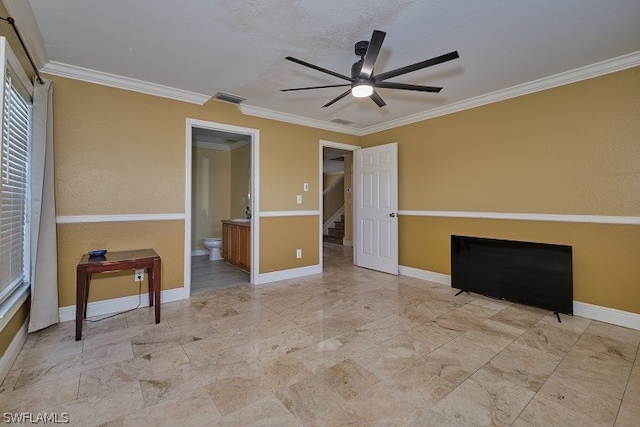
(282, 30, 459, 108)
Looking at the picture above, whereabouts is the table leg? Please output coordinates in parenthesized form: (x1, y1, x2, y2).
(84, 274, 91, 319)
(152, 258, 161, 324)
(76, 267, 87, 341)
(147, 267, 153, 307)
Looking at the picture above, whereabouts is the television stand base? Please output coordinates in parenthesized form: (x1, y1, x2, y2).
(454, 290, 470, 296)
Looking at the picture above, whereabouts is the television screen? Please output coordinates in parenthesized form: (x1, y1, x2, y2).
(451, 235, 573, 314)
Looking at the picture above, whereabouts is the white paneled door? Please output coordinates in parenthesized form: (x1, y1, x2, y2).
(354, 142, 398, 275)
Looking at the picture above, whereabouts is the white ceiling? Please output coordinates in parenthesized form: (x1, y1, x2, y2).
(17, 0, 640, 132)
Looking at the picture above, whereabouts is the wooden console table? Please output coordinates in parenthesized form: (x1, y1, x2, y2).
(76, 249, 161, 340)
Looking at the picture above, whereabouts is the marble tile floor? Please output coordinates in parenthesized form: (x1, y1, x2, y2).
(190, 255, 249, 294)
(1, 243, 639, 426)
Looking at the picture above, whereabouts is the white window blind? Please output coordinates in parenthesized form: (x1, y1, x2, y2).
(0, 58, 32, 307)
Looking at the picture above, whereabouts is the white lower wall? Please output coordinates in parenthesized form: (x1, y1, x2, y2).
(258, 264, 322, 285)
(58, 288, 185, 322)
(399, 265, 640, 331)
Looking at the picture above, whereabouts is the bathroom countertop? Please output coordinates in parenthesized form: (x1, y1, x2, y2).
(222, 219, 251, 226)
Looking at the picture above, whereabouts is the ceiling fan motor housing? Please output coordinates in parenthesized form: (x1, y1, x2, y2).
(355, 40, 369, 57)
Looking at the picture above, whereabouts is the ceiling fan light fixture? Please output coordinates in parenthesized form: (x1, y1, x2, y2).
(352, 84, 373, 98)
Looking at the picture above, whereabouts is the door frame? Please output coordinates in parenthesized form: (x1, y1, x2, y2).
(319, 140, 360, 267)
(185, 118, 260, 297)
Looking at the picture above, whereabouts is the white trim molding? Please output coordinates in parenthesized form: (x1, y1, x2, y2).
(574, 301, 640, 331)
(0, 316, 28, 384)
(399, 266, 452, 286)
(399, 265, 640, 331)
(361, 50, 640, 135)
(258, 264, 322, 285)
(398, 210, 640, 225)
(56, 213, 185, 224)
(58, 287, 185, 322)
(191, 249, 207, 257)
(260, 210, 320, 217)
(240, 104, 360, 136)
(185, 118, 261, 290)
(42, 61, 210, 105)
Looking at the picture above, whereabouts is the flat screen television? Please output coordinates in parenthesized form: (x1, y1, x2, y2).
(451, 235, 573, 315)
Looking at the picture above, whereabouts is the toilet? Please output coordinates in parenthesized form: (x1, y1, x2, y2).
(203, 237, 223, 261)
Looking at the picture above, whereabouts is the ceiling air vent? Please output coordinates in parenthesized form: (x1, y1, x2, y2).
(329, 117, 356, 126)
(213, 92, 246, 104)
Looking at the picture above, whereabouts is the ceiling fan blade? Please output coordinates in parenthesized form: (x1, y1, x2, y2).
(370, 90, 386, 108)
(373, 82, 442, 92)
(374, 51, 459, 82)
(322, 89, 351, 108)
(360, 30, 386, 79)
(281, 84, 351, 92)
(286, 56, 354, 82)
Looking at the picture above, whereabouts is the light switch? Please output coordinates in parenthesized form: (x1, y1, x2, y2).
(296, 195, 302, 204)
(303, 183, 309, 192)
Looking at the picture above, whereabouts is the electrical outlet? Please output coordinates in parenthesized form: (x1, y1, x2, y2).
(135, 269, 145, 282)
(296, 194, 302, 204)
(296, 249, 302, 259)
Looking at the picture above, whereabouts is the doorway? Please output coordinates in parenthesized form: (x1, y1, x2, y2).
(319, 140, 360, 267)
(185, 119, 260, 297)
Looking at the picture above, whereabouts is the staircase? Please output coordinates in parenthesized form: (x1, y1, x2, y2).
(323, 215, 344, 245)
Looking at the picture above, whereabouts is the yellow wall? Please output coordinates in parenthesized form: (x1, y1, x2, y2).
(260, 216, 320, 272)
(0, 298, 29, 359)
(49, 75, 359, 302)
(363, 66, 640, 314)
(192, 146, 231, 250)
(323, 173, 342, 189)
(323, 175, 344, 223)
(230, 143, 251, 219)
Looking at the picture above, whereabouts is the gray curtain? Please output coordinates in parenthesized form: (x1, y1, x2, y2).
(28, 78, 59, 332)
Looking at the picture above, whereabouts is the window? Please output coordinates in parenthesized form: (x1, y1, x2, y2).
(0, 38, 32, 308)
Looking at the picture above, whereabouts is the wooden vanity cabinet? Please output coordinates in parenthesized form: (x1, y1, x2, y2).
(222, 221, 250, 272)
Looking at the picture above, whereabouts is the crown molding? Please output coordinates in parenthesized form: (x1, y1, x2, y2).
(239, 104, 361, 136)
(2, 0, 48, 69)
(41, 61, 211, 105)
(361, 50, 640, 135)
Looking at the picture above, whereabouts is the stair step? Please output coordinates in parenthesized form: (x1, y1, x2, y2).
(323, 234, 343, 245)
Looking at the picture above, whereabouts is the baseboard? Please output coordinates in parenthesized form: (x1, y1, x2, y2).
(573, 301, 640, 331)
(342, 238, 353, 247)
(58, 288, 186, 322)
(191, 249, 207, 256)
(398, 265, 640, 331)
(258, 264, 322, 285)
(0, 316, 29, 384)
(399, 265, 451, 286)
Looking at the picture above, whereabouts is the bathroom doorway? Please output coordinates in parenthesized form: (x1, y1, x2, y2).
(185, 119, 260, 296)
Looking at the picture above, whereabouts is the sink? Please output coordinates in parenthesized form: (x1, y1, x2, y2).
(230, 218, 251, 222)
